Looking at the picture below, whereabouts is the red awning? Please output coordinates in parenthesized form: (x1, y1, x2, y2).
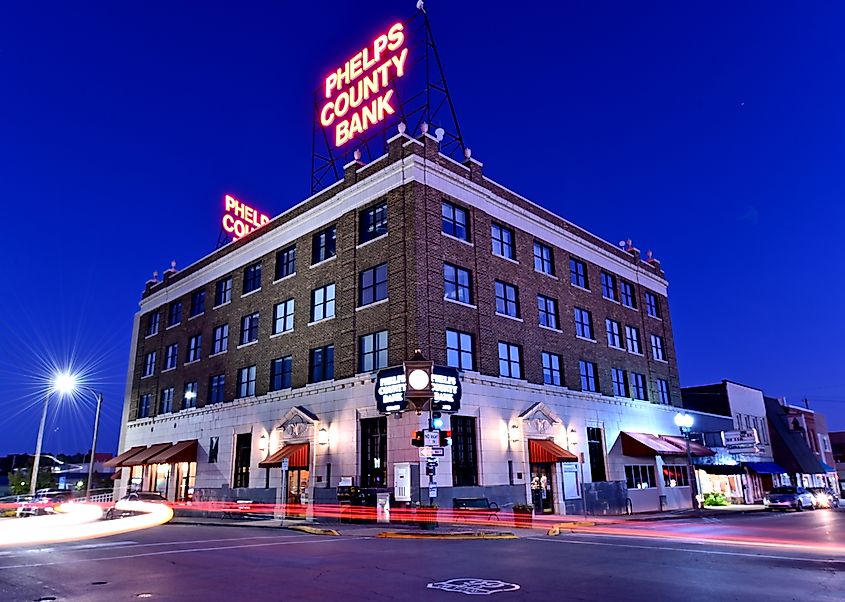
(103, 446, 147, 468)
(259, 443, 310, 469)
(621, 432, 687, 457)
(528, 439, 578, 463)
(123, 443, 173, 466)
(659, 435, 715, 457)
(146, 440, 198, 465)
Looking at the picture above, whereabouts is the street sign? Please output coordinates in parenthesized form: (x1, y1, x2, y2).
(281, 458, 289, 471)
(424, 430, 440, 447)
(432, 447, 445, 457)
(419, 446, 433, 458)
(426, 457, 439, 466)
(428, 481, 438, 498)
(425, 465, 436, 476)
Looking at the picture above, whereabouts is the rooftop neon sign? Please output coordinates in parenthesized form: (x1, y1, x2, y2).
(319, 22, 408, 148)
(222, 194, 269, 241)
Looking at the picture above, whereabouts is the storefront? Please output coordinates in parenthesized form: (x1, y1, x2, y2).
(105, 440, 198, 501)
(258, 442, 311, 518)
(695, 464, 745, 504)
(527, 439, 578, 514)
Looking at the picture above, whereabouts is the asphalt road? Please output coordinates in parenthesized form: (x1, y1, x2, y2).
(0, 511, 842, 602)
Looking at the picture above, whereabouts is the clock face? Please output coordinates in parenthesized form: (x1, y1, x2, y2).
(408, 369, 430, 390)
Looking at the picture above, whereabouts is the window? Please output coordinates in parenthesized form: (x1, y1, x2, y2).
(570, 258, 588, 289)
(143, 351, 156, 377)
(444, 263, 472, 304)
(233, 433, 251, 488)
(587, 427, 607, 482)
(651, 334, 665, 361)
(167, 301, 182, 327)
(606, 319, 622, 348)
(645, 292, 661, 318)
(164, 343, 178, 370)
(625, 464, 657, 489)
(451, 416, 478, 487)
(491, 223, 515, 259)
(579, 360, 598, 392)
(273, 299, 295, 334)
(270, 356, 293, 391)
(625, 325, 642, 354)
(574, 307, 594, 339)
(243, 263, 262, 294)
(275, 245, 296, 280)
(533, 241, 555, 275)
(190, 289, 206, 317)
(619, 281, 636, 309)
(494, 281, 520, 318)
(630, 372, 647, 400)
(240, 312, 260, 345)
(600, 272, 617, 301)
(312, 226, 336, 264)
(537, 294, 559, 329)
(209, 374, 226, 404)
(145, 312, 160, 337)
(183, 381, 198, 409)
(311, 283, 336, 322)
(138, 394, 151, 419)
(541, 352, 562, 386)
(359, 202, 388, 243)
(309, 345, 335, 383)
(662, 465, 689, 487)
(160, 387, 174, 414)
(611, 368, 628, 397)
(446, 329, 474, 371)
(497, 342, 522, 379)
(186, 334, 202, 363)
(361, 417, 387, 488)
(208, 437, 219, 463)
(656, 378, 670, 405)
(359, 331, 388, 372)
(212, 324, 229, 354)
(215, 277, 233, 306)
(359, 264, 388, 306)
(237, 365, 257, 398)
(442, 201, 469, 241)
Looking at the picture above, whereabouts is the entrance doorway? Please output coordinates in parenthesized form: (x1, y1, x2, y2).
(287, 468, 310, 518)
(530, 463, 554, 514)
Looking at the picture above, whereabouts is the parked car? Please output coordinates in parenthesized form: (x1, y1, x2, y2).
(104, 491, 167, 519)
(808, 487, 840, 509)
(763, 486, 817, 511)
(15, 490, 74, 517)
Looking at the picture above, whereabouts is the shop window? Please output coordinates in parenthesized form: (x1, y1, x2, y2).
(451, 416, 478, 487)
(587, 427, 607, 482)
(233, 433, 251, 488)
(625, 464, 657, 489)
(361, 417, 387, 488)
(662, 465, 689, 487)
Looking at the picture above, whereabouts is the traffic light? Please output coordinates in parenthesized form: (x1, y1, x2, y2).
(411, 430, 425, 447)
(439, 430, 452, 447)
(431, 411, 444, 430)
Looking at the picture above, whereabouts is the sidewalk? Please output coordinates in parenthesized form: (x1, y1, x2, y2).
(619, 504, 767, 522)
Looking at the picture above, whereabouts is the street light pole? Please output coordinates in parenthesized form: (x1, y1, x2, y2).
(85, 392, 103, 501)
(30, 392, 51, 496)
(674, 411, 701, 516)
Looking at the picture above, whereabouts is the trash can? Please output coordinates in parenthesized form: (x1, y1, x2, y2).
(376, 492, 391, 524)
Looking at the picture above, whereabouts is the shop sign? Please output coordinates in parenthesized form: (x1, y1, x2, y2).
(319, 22, 408, 148)
(723, 429, 758, 447)
(222, 194, 270, 240)
(375, 365, 462, 413)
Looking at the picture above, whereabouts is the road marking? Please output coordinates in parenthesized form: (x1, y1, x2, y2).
(527, 536, 845, 565)
(0, 536, 360, 570)
(68, 541, 139, 550)
(427, 578, 521, 595)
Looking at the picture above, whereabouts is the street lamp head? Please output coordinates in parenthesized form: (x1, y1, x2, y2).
(674, 412, 694, 430)
(52, 372, 77, 396)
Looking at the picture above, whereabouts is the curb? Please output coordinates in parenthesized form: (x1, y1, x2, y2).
(377, 531, 517, 540)
(546, 521, 598, 536)
(168, 519, 282, 529)
(625, 509, 769, 522)
(287, 525, 341, 536)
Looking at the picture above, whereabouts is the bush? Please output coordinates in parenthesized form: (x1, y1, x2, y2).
(703, 492, 729, 507)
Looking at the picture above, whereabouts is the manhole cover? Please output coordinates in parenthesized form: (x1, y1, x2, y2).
(427, 578, 520, 595)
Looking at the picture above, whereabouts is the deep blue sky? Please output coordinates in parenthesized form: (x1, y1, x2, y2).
(1, 1, 843, 456)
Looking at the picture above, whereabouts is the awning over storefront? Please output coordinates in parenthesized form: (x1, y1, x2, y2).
(659, 435, 716, 457)
(259, 442, 310, 469)
(103, 446, 147, 468)
(820, 462, 835, 472)
(621, 432, 686, 456)
(744, 462, 787, 475)
(123, 443, 173, 467)
(146, 439, 198, 465)
(528, 439, 578, 463)
(697, 464, 745, 475)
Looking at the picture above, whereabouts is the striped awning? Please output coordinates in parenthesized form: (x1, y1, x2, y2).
(259, 443, 310, 469)
(146, 440, 198, 465)
(103, 446, 147, 468)
(123, 443, 173, 466)
(659, 435, 716, 457)
(528, 439, 578, 463)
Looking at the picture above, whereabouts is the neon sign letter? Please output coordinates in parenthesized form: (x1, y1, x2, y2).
(320, 22, 408, 148)
(222, 194, 270, 241)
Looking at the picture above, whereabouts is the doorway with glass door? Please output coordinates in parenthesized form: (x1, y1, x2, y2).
(286, 468, 310, 518)
(530, 463, 554, 514)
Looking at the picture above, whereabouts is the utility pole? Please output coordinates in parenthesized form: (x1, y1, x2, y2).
(30, 392, 50, 496)
(85, 392, 103, 500)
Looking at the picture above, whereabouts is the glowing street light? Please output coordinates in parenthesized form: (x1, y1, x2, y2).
(674, 411, 701, 515)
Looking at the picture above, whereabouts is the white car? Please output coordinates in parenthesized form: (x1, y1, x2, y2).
(763, 486, 817, 511)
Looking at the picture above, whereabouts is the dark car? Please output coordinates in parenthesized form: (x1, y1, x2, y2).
(104, 491, 167, 519)
(808, 487, 841, 509)
(16, 490, 74, 517)
(763, 486, 816, 511)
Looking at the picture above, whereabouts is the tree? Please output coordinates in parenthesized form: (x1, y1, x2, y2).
(7, 470, 56, 495)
